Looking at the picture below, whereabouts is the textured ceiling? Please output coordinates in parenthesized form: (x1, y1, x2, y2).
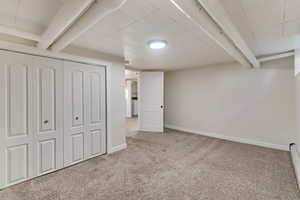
(0, 0, 300, 70)
(0, 0, 63, 34)
(72, 0, 234, 70)
(220, 0, 300, 56)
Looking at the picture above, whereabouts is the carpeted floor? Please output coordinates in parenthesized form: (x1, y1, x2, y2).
(1, 129, 299, 200)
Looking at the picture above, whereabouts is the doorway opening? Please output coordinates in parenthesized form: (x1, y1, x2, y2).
(125, 70, 165, 135)
(125, 70, 139, 136)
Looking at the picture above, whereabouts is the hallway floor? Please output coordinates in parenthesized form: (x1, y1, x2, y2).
(126, 117, 138, 137)
(1, 129, 299, 200)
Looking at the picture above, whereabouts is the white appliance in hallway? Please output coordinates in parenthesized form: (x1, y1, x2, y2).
(139, 72, 164, 132)
(131, 80, 138, 116)
(132, 98, 138, 116)
(125, 80, 133, 118)
(0, 50, 106, 189)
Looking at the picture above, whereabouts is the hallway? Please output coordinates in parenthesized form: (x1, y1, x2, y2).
(126, 117, 138, 137)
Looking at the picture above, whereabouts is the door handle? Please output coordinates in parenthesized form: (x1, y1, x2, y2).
(75, 116, 79, 120)
(44, 120, 49, 124)
(160, 105, 164, 109)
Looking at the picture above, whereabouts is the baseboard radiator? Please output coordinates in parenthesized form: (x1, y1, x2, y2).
(290, 143, 300, 189)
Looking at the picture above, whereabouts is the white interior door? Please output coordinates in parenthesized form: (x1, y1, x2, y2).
(64, 62, 85, 166)
(0, 50, 106, 189)
(139, 72, 164, 132)
(32, 57, 64, 176)
(64, 61, 106, 167)
(0, 51, 64, 189)
(85, 66, 106, 159)
(0, 52, 35, 188)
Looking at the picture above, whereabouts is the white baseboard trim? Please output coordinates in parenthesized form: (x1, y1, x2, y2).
(165, 124, 288, 151)
(108, 143, 127, 154)
(291, 145, 300, 189)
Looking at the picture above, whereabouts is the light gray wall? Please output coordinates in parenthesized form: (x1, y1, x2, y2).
(165, 57, 296, 150)
(293, 51, 300, 185)
(295, 49, 300, 154)
(296, 74, 300, 154)
(107, 63, 127, 152)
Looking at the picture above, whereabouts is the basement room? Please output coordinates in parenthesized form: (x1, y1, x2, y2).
(1, 0, 300, 199)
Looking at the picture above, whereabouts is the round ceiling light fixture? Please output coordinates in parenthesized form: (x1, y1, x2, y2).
(148, 40, 168, 49)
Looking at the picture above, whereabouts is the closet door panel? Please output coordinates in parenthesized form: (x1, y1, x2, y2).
(71, 71, 84, 127)
(8, 65, 28, 137)
(85, 67, 106, 158)
(90, 130, 102, 156)
(7, 144, 28, 184)
(72, 133, 84, 162)
(64, 62, 86, 166)
(39, 67, 55, 132)
(90, 72, 102, 123)
(5, 65, 30, 184)
(0, 51, 35, 188)
(38, 139, 55, 174)
(33, 57, 63, 175)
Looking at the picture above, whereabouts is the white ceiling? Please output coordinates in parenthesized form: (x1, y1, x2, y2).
(0, 0, 63, 34)
(72, 0, 234, 70)
(0, 0, 300, 70)
(220, 0, 300, 56)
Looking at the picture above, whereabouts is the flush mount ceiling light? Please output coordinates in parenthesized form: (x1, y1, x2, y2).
(148, 40, 168, 49)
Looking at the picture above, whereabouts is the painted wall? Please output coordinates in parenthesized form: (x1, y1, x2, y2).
(165, 57, 296, 150)
(296, 73, 300, 153)
(295, 50, 300, 155)
(293, 50, 300, 186)
(107, 63, 127, 152)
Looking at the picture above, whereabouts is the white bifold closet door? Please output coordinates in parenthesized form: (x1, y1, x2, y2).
(63, 61, 106, 167)
(0, 50, 106, 189)
(0, 51, 63, 188)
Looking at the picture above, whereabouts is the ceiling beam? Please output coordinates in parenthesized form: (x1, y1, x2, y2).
(51, 0, 127, 52)
(258, 51, 294, 62)
(38, 0, 94, 49)
(169, 0, 259, 68)
(0, 25, 41, 42)
(196, 0, 260, 68)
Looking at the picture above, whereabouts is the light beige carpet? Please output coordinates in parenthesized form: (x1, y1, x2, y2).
(0, 129, 299, 200)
